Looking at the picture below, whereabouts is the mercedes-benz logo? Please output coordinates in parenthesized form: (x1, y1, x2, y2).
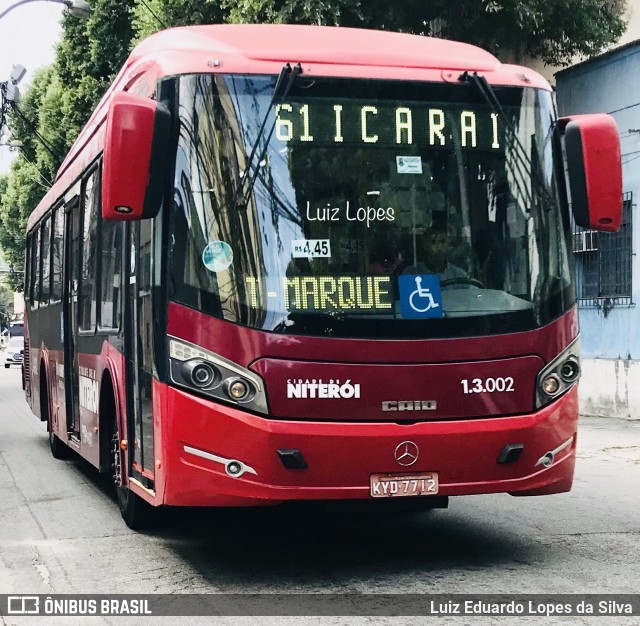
(394, 441, 419, 466)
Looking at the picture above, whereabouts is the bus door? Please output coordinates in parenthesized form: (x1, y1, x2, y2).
(124, 220, 155, 487)
(63, 194, 81, 437)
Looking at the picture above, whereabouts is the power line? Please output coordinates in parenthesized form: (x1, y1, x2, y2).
(16, 150, 53, 190)
(622, 152, 640, 166)
(9, 102, 61, 164)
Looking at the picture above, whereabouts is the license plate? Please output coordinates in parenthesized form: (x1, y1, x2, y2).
(370, 472, 439, 497)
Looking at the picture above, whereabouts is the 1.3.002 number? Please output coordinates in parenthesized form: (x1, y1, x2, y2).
(460, 377, 514, 394)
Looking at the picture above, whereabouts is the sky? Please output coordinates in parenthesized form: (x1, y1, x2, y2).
(0, 0, 65, 174)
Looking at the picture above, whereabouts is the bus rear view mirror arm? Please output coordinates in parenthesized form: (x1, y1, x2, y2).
(557, 114, 622, 233)
(102, 91, 172, 221)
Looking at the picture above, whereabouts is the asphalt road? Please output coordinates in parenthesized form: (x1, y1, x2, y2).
(0, 365, 639, 625)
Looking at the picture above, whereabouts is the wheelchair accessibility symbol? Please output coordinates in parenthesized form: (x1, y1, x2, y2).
(398, 275, 444, 319)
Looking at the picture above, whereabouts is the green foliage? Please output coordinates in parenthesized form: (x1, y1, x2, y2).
(88, 0, 136, 80)
(133, 0, 225, 41)
(0, 159, 43, 289)
(34, 72, 68, 180)
(0, 279, 14, 325)
(431, 0, 628, 65)
(222, 0, 433, 30)
(223, 0, 626, 65)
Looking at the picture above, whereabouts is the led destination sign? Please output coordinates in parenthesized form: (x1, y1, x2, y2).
(245, 276, 393, 313)
(275, 101, 502, 150)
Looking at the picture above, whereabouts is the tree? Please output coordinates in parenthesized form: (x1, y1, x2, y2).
(0, 279, 15, 328)
(431, 0, 628, 65)
(223, 0, 627, 65)
(133, 0, 225, 41)
(223, 0, 428, 31)
(55, 1, 137, 149)
(0, 159, 42, 290)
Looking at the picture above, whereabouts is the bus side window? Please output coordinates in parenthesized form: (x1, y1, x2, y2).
(79, 169, 100, 332)
(51, 207, 64, 302)
(24, 233, 31, 305)
(100, 220, 122, 330)
(41, 215, 51, 306)
(30, 227, 41, 310)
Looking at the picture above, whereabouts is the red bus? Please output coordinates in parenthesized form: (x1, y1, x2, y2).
(23, 25, 622, 528)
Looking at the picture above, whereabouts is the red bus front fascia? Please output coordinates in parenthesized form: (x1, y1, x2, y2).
(158, 382, 578, 507)
(157, 304, 580, 506)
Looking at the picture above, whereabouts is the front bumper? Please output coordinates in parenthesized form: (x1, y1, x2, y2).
(157, 382, 578, 507)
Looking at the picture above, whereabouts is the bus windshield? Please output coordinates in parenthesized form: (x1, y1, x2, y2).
(169, 74, 574, 339)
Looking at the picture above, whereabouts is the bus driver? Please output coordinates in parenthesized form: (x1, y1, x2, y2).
(403, 226, 468, 282)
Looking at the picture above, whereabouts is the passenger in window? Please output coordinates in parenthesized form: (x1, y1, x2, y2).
(403, 226, 468, 281)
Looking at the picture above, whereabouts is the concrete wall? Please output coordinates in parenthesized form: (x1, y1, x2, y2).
(580, 359, 640, 418)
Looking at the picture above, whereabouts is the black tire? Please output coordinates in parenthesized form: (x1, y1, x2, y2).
(4, 364, 9, 369)
(110, 417, 154, 530)
(42, 370, 69, 460)
(49, 428, 69, 459)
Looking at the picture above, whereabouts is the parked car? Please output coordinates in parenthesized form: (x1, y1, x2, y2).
(3, 336, 24, 368)
(8, 322, 23, 337)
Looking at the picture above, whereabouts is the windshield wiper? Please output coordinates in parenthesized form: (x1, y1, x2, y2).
(461, 71, 556, 212)
(235, 62, 302, 208)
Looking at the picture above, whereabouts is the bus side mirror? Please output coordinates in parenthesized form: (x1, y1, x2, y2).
(102, 92, 171, 221)
(557, 114, 622, 232)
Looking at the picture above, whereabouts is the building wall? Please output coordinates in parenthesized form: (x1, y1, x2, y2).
(556, 43, 640, 418)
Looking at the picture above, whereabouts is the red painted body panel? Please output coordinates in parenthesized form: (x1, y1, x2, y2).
(37, 341, 127, 472)
(168, 302, 578, 367)
(102, 92, 157, 220)
(561, 114, 623, 232)
(252, 356, 543, 420)
(159, 382, 578, 507)
(157, 304, 579, 505)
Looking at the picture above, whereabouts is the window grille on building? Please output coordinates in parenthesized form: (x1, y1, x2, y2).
(573, 191, 633, 308)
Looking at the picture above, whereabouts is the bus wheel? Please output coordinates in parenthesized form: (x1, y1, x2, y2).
(110, 419, 153, 530)
(48, 428, 69, 459)
(42, 376, 68, 460)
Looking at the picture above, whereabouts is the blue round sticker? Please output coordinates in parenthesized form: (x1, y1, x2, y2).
(202, 241, 233, 272)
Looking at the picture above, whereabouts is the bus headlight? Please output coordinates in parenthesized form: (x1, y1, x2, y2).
(168, 337, 269, 415)
(184, 360, 219, 389)
(535, 337, 581, 409)
(541, 374, 561, 397)
(559, 357, 580, 383)
(224, 378, 253, 401)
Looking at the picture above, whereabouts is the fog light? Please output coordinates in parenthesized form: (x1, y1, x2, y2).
(190, 362, 216, 388)
(560, 358, 580, 382)
(228, 379, 248, 399)
(542, 374, 561, 396)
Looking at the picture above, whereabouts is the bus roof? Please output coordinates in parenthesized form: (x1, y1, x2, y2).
(28, 24, 549, 231)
